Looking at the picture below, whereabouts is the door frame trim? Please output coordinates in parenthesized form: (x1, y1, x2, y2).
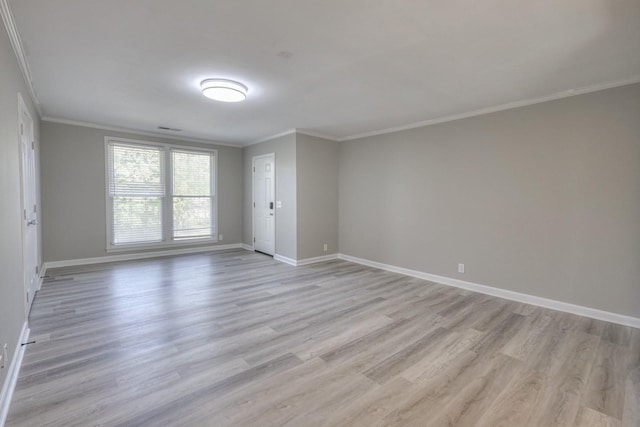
(252, 153, 276, 255)
(18, 92, 39, 314)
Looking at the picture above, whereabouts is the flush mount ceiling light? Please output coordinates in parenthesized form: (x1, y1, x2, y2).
(201, 79, 248, 102)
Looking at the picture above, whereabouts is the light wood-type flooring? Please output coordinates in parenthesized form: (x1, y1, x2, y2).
(6, 249, 640, 426)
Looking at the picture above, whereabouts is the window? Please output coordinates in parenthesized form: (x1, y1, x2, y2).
(107, 143, 165, 245)
(172, 150, 214, 239)
(106, 138, 216, 250)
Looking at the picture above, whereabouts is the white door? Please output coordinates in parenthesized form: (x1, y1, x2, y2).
(19, 95, 39, 312)
(253, 153, 275, 255)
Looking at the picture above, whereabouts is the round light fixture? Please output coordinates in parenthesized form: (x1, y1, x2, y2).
(201, 79, 248, 102)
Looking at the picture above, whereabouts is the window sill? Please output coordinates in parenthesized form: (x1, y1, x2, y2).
(106, 238, 219, 253)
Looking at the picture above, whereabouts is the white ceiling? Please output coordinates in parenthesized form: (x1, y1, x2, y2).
(8, 0, 640, 145)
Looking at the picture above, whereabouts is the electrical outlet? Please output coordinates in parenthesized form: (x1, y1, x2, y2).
(323, 243, 328, 252)
(458, 263, 465, 273)
(219, 234, 224, 241)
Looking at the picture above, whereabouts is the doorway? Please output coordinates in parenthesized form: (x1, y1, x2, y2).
(252, 153, 275, 255)
(18, 94, 39, 313)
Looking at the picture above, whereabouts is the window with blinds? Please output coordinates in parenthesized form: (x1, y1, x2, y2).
(172, 150, 214, 239)
(105, 138, 217, 250)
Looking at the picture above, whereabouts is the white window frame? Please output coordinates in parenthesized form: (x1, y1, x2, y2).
(105, 136, 218, 252)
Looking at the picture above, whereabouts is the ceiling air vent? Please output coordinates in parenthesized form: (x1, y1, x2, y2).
(158, 126, 182, 132)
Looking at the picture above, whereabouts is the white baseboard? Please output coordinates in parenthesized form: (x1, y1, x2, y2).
(0, 322, 29, 426)
(338, 253, 640, 329)
(296, 254, 339, 266)
(42, 244, 245, 273)
(36, 263, 44, 292)
(26, 266, 45, 316)
(38, 246, 638, 328)
(273, 254, 297, 266)
(272, 253, 338, 267)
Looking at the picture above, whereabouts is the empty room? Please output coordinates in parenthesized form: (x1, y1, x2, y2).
(1, 1, 639, 426)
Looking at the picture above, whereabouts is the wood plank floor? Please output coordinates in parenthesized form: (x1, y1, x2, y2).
(6, 249, 640, 426)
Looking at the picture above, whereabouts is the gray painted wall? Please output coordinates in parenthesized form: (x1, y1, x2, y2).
(297, 133, 339, 259)
(0, 24, 41, 394)
(340, 84, 640, 317)
(40, 121, 243, 262)
(243, 133, 297, 259)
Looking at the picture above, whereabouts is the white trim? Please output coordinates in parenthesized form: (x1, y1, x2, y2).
(0, 0, 41, 117)
(18, 93, 39, 315)
(232, 77, 640, 145)
(36, 264, 43, 292)
(338, 253, 640, 329)
(339, 76, 640, 142)
(42, 244, 244, 271)
(294, 129, 339, 142)
(271, 253, 338, 267)
(241, 244, 254, 251)
(249, 129, 340, 146)
(105, 237, 221, 253)
(247, 129, 296, 146)
(41, 117, 242, 148)
(0, 322, 29, 427)
(296, 254, 339, 266)
(252, 153, 276, 256)
(104, 137, 218, 251)
(273, 254, 297, 266)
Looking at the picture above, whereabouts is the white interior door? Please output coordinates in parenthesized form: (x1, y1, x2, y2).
(19, 95, 39, 312)
(253, 153, 275, 255)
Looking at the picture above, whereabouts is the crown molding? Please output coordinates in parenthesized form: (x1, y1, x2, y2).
(248, 76, 640, 145)
(0, 0, 42, 117)
(4, 0, 637, 149)
(247, 129, 297, 146)
(41, 116, 243, 148)
(339, 76, 640, 142)
(294, 129, 339, 141)
(248, 128, 339, 146)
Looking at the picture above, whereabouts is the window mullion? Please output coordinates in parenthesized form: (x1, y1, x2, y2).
(105, 137, 217, 250)
(211, 153, 217, 237)
(164, 147, 173, 242)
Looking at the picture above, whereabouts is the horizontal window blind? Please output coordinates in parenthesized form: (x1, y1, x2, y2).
(107, 143, 165, 245)
(112, 197, 163, 244)
(105, 138, 217, 250)
(108, 143, 165, 196)
(172, 150, 215, 239)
